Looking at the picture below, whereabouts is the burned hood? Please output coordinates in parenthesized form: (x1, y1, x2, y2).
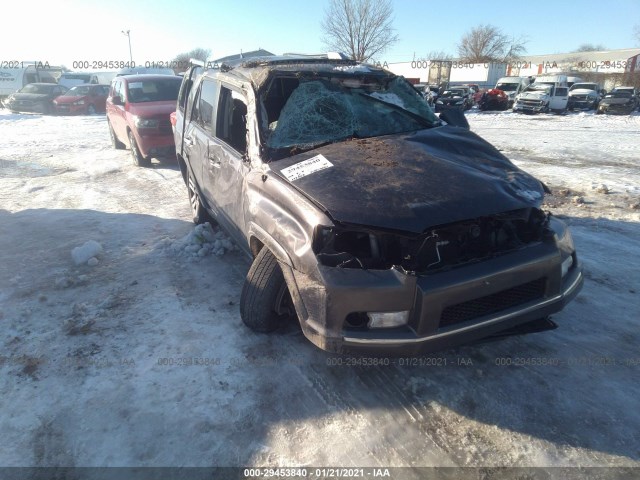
(269, 126, 545, 233)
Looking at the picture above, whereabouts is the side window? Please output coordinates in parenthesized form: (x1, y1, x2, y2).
(196, 79, 217, 133)
(555, 87, 568, 96)
(216, 86, 247, 153)
(177, 66, 202, 112)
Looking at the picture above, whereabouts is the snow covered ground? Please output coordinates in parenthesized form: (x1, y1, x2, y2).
(0, 108, 639, 470)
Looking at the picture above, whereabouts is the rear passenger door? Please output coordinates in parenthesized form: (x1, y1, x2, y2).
(204, 83, 249, 244)
(183, 78, 218, 208)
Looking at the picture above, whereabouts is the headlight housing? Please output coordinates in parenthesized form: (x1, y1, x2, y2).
(73, 100, 85, 105)
(455, 100, 463, 105)
(134, 117, 159, 128)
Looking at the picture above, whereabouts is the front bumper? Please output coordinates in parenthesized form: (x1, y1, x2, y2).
(54, 103, 88, 115)
(288, 241, 583, 355)
(3, 101, 49, 114)
(513, 102, 546, 113)
(597, 104, 636, 115)
(134, 131, 175, 158)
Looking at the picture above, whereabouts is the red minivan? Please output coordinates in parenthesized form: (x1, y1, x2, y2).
(106, 74, 182, 166)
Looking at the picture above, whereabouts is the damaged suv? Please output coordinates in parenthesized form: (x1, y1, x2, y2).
(174, 55, 583, 355)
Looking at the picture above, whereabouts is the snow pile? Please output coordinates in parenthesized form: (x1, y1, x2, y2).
(166, 222, 235, 258)
(71, 240, 103, 266)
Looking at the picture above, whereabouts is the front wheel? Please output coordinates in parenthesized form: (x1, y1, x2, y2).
(240, 248, 294, 333)
(128, 130, 150, 167)
(109, 121, 125, 149)
(87, 104, 96, 115)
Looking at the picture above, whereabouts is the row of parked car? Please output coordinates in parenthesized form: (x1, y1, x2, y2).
(2, 83, 110, 115)
(415, 76, 640, 115)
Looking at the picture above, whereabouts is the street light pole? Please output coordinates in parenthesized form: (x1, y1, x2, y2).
(121, 30, 132, 63)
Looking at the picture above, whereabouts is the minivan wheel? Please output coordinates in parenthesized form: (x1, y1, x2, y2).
(87, 104, 96, 115)
(108, 121, 125, 149)
(240, 248, 293, 333)
(187, 168, 213, 224)
(128, 130, 150, 167)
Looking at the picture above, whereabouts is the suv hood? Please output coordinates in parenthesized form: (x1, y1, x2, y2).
(127, 101, 175, 117)
(569, 88, 596, 96)
(270, 126, 544, 233)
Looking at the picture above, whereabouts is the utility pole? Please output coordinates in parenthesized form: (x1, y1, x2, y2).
(121, 30, 133, 63)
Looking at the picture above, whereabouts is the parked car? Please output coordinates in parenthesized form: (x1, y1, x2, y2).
(2, 83, 68, 114)
(53, 84, 110, 115)
(106, 74, 182, 166)
(173, 56, 583, 355)
(596, 90, 639, 115)
(478, 88, 509, 111)
(435, 87, 473, 111)
(567, 83, 601, 111)
(513, 76, 569, 114)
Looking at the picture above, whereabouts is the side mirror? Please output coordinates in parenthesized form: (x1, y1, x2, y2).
(112, 95, 122, 106)
(439, 108, 470, 129)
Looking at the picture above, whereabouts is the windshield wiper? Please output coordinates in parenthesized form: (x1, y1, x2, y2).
(359, 93, 436, 129)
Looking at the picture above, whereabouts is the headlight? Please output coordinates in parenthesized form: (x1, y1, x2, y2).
(455, 100, 463, 105)
(134, 117, 159, 128)
(313, 226, 387, 269)
(436, 100, 443, 104)
(73, 100, 85, 105)
(551, 218, 576, 277)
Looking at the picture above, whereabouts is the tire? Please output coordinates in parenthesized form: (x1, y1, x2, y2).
(240, 247, 293, 333)
(87, 104, 96, 115)
(128, 130, 150, 167)
(108, 121, 125, 149)
(186, 167, 213, 224)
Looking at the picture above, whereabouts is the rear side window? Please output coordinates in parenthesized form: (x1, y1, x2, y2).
(555, 87, 568, 96)
(216, 86, 247, 154)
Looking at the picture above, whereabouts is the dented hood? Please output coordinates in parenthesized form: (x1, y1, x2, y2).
(270, 126, 544, 233)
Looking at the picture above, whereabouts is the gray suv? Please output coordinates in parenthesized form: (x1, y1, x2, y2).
(173, 55, 583, 355)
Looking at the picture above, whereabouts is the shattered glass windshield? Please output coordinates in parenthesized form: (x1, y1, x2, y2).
(264, 77, 438, 154)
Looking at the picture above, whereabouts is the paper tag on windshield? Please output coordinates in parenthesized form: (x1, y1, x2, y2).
(280, 154, 333, 181)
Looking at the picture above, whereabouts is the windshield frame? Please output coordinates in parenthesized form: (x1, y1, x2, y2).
(260, 74, 439, 160)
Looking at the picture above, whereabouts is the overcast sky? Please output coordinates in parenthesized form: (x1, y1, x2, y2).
(6, 0, 640, 69)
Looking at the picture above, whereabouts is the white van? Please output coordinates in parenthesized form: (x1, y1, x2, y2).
(494, 76, 531, 107)
(513, 75, 569, 113)
(58, 72, 100, 88)
(0, 63, 62, 97)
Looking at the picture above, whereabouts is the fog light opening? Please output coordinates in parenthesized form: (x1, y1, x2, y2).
(345, 312, 369, 329)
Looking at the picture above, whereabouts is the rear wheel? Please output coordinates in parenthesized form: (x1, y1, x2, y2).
(128, 130, 150, 167)
(186, 168, 213, 224)
(108, 121, 125, 149)
(87, 104, 96, 115)
(240, 248, 293, 333)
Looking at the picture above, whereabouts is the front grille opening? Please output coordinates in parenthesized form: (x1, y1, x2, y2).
(440, 277, 546, 328)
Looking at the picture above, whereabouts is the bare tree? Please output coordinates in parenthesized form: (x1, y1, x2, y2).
(171, 48, 211, 73)
(321, 0, 399, 62)
(457, 25, 527, 63)
(573, 43, 607, 52)
(418, 50, 453, 61)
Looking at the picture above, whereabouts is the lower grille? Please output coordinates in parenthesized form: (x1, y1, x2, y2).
(439, 278, 546, 328)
